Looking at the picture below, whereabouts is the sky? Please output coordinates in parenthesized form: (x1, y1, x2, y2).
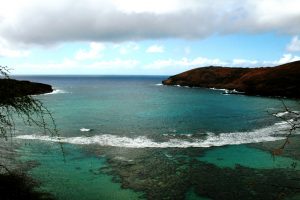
(0, 0, 300, 75)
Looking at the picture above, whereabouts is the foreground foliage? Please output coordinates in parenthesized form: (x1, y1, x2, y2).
(0, 66, 57, 139)
(272, 100, 300, 156)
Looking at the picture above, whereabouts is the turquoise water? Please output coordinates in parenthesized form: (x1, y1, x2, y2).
(8, 75, 300, 199)
(15, 75, 295, 137)
(18, 142, 142, 200)
(198, 145, 300, 169)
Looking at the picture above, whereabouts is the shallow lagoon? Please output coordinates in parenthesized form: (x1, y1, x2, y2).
(9, 75, 300, 199)
(18, 143, 143, 200)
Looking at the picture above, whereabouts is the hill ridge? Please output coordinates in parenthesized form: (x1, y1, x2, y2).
(162, 61, 300, 98)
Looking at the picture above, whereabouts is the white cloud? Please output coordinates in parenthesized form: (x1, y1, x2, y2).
(144, 54, 300, 72)
(17, 58, 78, 74)
(1, 0, 300, 45)
(75, 42, 105, 60)
(15, 58, 140, 74)
(117, 42, 140, 55)
(287, 36, 300, 52)
(111, 0, 198, 14)
(144, 57, 227, 70)
(88, 59, 139, 70)
(231, 54, 300, 67)
(146, 45, 165, 53)
(0, 38, 30, 58)
(12, 53, 300, 75)
(0, 47, 30, 58)
(232, 59, 258, 66)
(272, 54, 300, 65)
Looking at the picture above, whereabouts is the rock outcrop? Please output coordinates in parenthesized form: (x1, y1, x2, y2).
(0, 79, 53, 100)
(162, 61, 300, 98)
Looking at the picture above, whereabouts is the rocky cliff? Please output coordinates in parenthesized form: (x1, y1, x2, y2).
(162, 61, 300, 98)
(0, 79, 53, 100)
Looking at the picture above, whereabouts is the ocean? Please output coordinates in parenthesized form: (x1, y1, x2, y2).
(5, 75, 300, 199)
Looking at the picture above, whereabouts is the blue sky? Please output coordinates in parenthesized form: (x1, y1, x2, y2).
(0, 0, 300, 75)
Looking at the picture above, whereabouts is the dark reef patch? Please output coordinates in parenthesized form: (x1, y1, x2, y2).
(91, 146, 300, 200)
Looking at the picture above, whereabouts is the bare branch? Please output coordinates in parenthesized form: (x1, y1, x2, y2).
(0, 65, 65, 165)
(271, 100, 300, 156)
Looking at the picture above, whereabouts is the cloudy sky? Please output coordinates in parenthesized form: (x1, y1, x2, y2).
(0, 0, 300, 75)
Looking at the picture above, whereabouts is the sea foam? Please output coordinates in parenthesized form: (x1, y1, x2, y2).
(44, 89, 68, 95)
(80, 128, 91, 132)
(209, 88, 228, 92)
(15, 121, 297, 148)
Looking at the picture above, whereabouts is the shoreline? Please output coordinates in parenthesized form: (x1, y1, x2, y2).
(162, 61, 300, 99)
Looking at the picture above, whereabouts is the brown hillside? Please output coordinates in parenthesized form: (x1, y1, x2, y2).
(162, 61, 300, 98)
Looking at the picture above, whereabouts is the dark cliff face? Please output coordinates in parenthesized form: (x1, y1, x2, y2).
(162, 61, 300, 98)
(0, 79, 53, 101)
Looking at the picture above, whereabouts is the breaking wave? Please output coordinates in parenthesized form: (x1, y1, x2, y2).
(209, 88, 228, 92)
(44, 89, 68, 95)
(16, 121, 297, 148)
(80, 128, 91, 132)
(273, 111, 299, 118)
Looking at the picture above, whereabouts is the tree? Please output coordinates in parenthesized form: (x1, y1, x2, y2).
(272, 100, 300, 156)
(0, 66, 62, 200)
(0, 66, 57, 139)
(0, 66, 60, 172)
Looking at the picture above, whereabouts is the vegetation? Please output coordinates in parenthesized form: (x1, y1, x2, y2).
(272, 100, 300, 156)
(0, 66, 61, 199)
(0, 66, 61, 173)
(0, 66, 57, 140)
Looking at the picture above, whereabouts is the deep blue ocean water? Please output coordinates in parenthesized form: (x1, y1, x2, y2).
(7, 76, 300, 199)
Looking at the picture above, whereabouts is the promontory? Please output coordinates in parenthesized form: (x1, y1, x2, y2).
(162, 60, 300, 98)
(0, 78, 53, 101)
